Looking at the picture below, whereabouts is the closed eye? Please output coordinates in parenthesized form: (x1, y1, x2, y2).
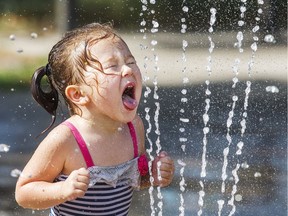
(127, 61, 136, 65)
(103, 64, 117, 70)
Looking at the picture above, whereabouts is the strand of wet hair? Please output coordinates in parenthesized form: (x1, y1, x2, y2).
(31, 64, 59, 136)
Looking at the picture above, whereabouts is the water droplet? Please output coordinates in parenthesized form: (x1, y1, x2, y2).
(203, 114, 209, 124)
(152, 20, 159, 28)
(252, 25, 260, 33)
(10, 169, 22, 178)
(236, 31, 243, 41)
(179, 137, 187, 142)
(182, 77, 189, 84)
(241, 161, 249, 169)
(251, 42, 257, 52)
(253, 36, 259, 41)
(9, 34, 16, 40)
(240, 6, 246, 13)
(203, 127, 209, 134)
(140, 20, 146, 26)
(265, 85, 279, 93)
(177, 159, 186, 166)
(151, 28, 158, 33)
(232, 95, 238, 101)
(254, 172, 261, 177)
(180, 118, 189, 123)
(17, 48, 23, 53)
(205, 89, 211, 95)
(179, 128, 185, 133)
(0, 144, 10, 152)
(182, 6, 189, 12)
(151, 40, 158, 46)
(238, 20, 245, 26)
(181, 98, 188, 103)
(30, 32, 38, 39)
(264, 34, 276, 43)
(182, 40, 188, 48)
(235, 194, 243, 202)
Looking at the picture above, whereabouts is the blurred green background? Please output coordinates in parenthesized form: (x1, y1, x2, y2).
(0, 0, 287, 88)
(0, 0, 286, 89)
(0, 0, 287, 31)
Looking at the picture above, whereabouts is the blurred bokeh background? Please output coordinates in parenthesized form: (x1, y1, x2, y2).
(0, 0, 286, 215)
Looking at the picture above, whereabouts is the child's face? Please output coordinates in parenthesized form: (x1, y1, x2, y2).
(83, 36, 142, 123)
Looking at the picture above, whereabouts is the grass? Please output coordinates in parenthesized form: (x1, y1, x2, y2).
(0, 56, 46, 90)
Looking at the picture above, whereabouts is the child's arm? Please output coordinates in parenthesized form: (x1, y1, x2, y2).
(133, 115, 175, 189)
(15, 125, 90, 210)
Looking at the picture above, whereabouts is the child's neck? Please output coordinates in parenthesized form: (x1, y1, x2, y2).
(71, 114, 126, 134)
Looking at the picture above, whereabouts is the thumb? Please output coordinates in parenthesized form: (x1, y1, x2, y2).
(78, 167, 89, 175)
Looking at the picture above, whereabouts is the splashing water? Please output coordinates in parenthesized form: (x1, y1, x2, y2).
(140, 1, 164, 215)
(266, 85, 279, 93)
(264, 34, 276, 43)
(0, 144, 10, 152)
(221, 95, 238, 195)
(10, 169, 22, 178)
(136, 0, 272, 215)
(197, 7, 216, 216)
(178, 2, 190, 215)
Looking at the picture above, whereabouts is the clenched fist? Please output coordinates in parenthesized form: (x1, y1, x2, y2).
(151, 151, 174, 187)
(61, 168, 90, 201)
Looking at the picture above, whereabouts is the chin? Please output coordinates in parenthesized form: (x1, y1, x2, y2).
(122, 110, 137, 123)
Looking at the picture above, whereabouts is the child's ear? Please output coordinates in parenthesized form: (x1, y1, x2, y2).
(65, 85, 90, 105)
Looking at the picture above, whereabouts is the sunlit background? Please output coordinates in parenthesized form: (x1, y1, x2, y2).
(0, 0, 287, 215)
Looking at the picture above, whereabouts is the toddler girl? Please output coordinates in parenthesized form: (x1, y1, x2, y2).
(15, 23, 174, 216)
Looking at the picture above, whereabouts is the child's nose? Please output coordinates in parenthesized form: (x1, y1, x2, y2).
(121, 65, 133, 77)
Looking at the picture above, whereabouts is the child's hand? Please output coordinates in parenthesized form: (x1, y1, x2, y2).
(152, 151, 174, 187)
(62, 168, 90, 201)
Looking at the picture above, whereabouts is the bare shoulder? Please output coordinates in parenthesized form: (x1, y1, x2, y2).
(17, 124, 73, 184)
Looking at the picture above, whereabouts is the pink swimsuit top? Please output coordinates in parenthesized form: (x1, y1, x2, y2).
(61, 121, 148, 175)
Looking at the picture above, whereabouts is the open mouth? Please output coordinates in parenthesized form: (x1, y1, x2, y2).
(122, 84, 137, 110)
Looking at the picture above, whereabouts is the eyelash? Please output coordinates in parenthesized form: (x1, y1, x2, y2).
(105, 61, 136, 69)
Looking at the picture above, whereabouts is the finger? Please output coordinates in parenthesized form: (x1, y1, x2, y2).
(159, 151, 168, 157)
(157, 155, 173, 164)
(159, 167, 174, 177)
(78, 167, 90, 176)
(76, 175, 90, 185)
(159, 160, 174, 170)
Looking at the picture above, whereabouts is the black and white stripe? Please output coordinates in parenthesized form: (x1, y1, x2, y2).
(50, 177, 134, 216)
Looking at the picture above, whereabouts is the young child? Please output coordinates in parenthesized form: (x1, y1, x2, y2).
(15, 23, 174, 215)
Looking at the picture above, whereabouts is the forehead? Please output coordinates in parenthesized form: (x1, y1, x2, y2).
(89, 36, 132, 61)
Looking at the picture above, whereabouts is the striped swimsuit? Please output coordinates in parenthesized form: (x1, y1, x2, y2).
(50, 121, 148, 216)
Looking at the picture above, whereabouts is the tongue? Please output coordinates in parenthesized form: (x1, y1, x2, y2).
(122, 95, 137, 110)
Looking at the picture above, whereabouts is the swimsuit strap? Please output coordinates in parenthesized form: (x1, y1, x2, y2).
(127, 122, 138, 158)
(62, 121, 138, 167)
(62, 121, 94, 168)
